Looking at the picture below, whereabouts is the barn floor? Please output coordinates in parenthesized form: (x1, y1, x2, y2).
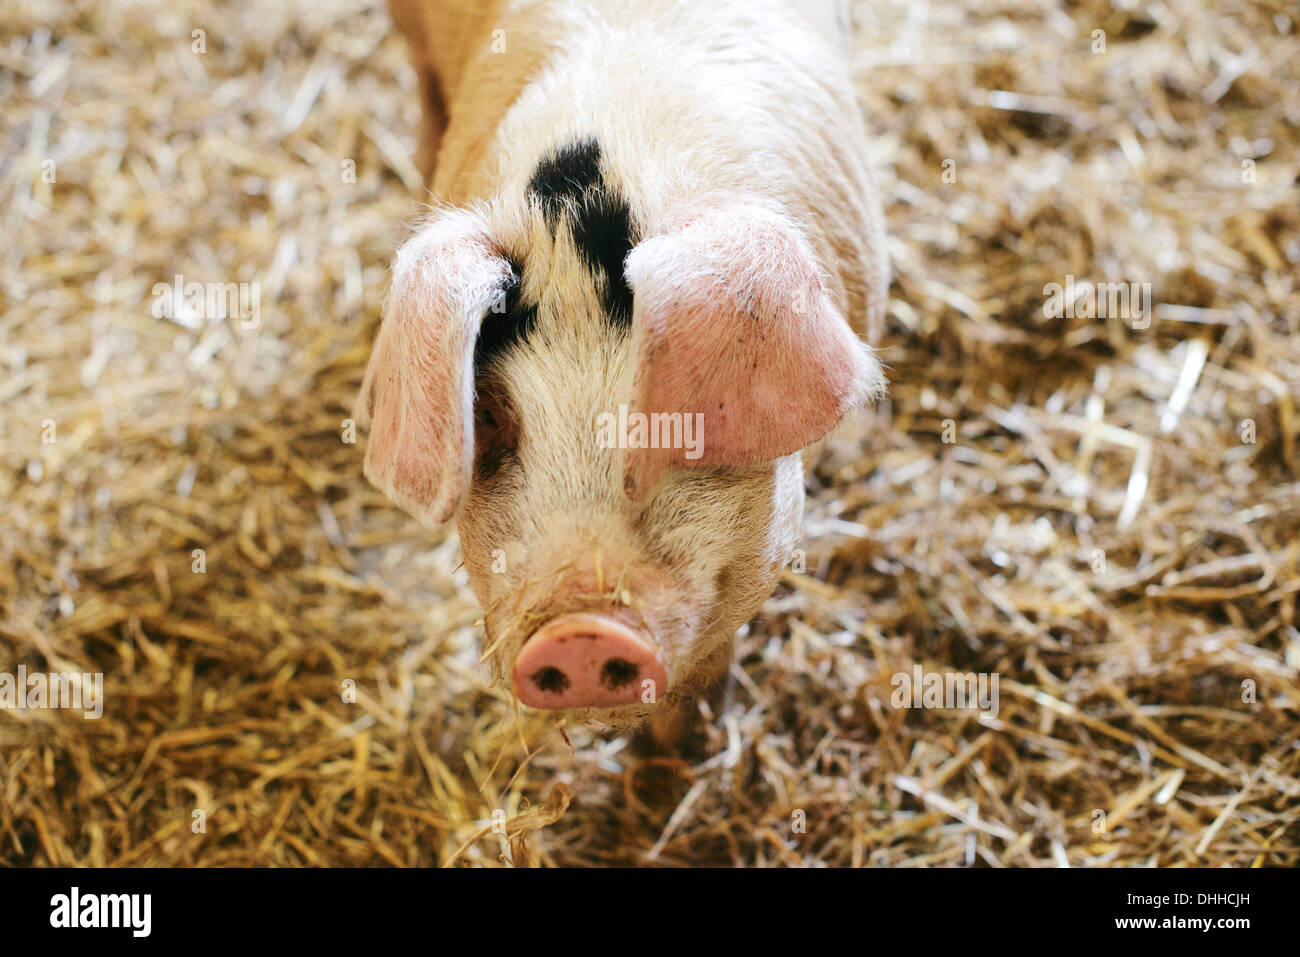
(2, 0, 1297, 866)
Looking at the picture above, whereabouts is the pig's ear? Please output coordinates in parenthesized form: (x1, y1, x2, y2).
(354, 212, 513, 526)
(621, 203, 885, 498)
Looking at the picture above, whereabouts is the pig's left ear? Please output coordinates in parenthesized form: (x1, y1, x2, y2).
(621, 203, 885, 498)
(354, 211, 513, 526)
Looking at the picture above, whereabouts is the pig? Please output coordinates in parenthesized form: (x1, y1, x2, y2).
(358, 0, 889, 735)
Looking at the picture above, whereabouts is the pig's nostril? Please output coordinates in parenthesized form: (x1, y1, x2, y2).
(600, 657, 638, 690)
(513, 613, 667, 710)
(531, 666, 570, 694)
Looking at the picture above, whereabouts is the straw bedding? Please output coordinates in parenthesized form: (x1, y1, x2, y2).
(1, 0, 1297, 866)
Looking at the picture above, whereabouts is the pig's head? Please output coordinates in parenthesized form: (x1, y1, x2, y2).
(356, 140, 884, 729)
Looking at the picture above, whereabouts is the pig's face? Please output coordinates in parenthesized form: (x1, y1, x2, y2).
(456, 299, 807, 728)
(356, 139, 884, 728)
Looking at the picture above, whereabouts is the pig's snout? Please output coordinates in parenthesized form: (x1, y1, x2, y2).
(512, 613, 666, 710)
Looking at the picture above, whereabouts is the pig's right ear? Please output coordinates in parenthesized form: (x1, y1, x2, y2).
(354, 212, 514, 527)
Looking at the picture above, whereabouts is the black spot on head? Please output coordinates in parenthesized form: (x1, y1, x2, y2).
(528, 138, 603, 220)
(527, 137, 636, 328)
(473, 252, 537, 369)
(572, 190, 634, 326)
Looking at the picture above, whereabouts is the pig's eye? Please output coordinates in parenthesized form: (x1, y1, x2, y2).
(474, 391, 518, 458)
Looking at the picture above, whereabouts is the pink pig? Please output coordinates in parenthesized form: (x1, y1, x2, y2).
(358, 0, 889, 735)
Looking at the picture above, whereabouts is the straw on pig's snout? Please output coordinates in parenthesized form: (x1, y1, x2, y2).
(477, 546, 659, 684)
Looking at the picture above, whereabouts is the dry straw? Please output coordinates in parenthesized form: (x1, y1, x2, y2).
(1, 0, 1297, 866)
